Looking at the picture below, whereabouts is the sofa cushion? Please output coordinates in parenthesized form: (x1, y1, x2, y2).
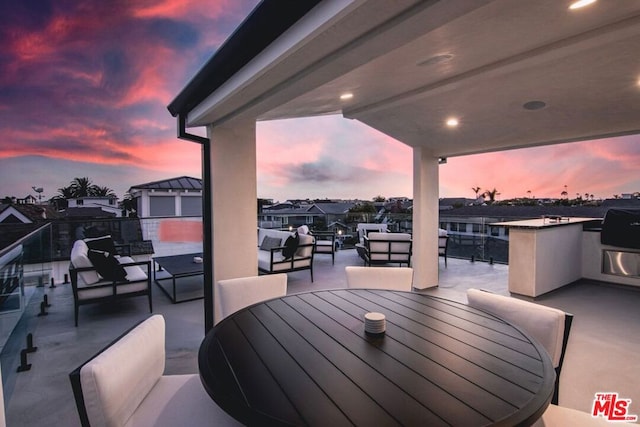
(257, 249, 285, 271)
(282, 233, 299, 259)
(260, 236, 282, 251)
(295, 234, 314, 258)
(84, 235, 118, 255)
(88, 250, 128, 282)
(367, 232, 412, 262)
(70, 240, 100, 285)
(297, 225, 310, 235)
(117, 257, 148, 282)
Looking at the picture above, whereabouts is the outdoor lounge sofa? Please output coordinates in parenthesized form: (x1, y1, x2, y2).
(297, 225, 337, 264)
(257, 228, 315, 281)
(439, 228, 449, 266)
(69, 237, 152, 326)
(355, 223, 388, 261)
(361, 232, 412, 267)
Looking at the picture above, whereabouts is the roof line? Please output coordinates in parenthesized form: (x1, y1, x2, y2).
(167, 0, 322, 117)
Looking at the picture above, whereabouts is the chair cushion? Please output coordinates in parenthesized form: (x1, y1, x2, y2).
(345, 266, 413, 291)
(216, 274, 287, 323)
(259, 236, 282, 251)
(70, 240, 100, 285)
(314, 240, 334, 254)
(282, 233, 299, 259)
(532, 404, 611, 426)
(466, 289, 567, 367)
(367, 232, 412, 262)
(297, 225, 310, 235)
(80, 315, 166, 427)
(124, 374, 241, 427)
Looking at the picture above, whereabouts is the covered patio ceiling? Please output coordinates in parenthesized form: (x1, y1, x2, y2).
(172, 0, 640, 158)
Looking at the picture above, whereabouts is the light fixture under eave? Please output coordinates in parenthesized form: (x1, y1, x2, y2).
(438, 157, 447, 165)
(340, 93, 354, 100)
(446, 118, 459, 127)
(417, 53, 454, 67)
(523, 100, 547, 111)
(569, 0, 597, 10)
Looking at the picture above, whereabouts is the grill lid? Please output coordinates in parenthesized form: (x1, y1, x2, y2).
(601, 209, 640, 249)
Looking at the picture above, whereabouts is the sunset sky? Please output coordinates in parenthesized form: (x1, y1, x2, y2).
(2, 0, 639, 203)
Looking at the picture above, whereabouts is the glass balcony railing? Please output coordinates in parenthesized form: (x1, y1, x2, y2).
(0, 224, 53, 395)
(261, 212, 518, 264)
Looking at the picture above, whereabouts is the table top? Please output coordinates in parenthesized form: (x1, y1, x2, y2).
(152, 252, 203, 276)
(199, 289, 555, 426)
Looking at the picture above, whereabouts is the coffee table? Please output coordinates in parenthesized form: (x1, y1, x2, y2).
(153, 253, 204, 303)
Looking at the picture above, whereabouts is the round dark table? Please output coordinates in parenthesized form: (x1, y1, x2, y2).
(199, 289, 555, 426)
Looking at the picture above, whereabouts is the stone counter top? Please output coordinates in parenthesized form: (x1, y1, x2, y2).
(491, 217, 601, 230)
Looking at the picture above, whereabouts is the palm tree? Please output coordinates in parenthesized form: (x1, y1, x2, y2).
(93, 186, 116, 197)
(120, 193, 137, 217)
(471, 187, 482, 199)
(484, 188, 499, 204)
(70, 177, 94, 197)
(51, 186, 75, 209)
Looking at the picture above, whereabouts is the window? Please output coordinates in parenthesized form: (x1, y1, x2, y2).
(76, 200, 83, 206)
(149, 196, 175, 217)
(182, 196, 202, 216)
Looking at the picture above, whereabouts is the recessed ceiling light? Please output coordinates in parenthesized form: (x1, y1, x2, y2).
(523, 100, 547, 111)
(446, 118, 459, 127)
(569, 0, 597, 10)
(340, 93, 354, 100)
(417, 53, 454, 67)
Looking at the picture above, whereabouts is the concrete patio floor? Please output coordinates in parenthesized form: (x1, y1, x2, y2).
(2, 248, 639, 426)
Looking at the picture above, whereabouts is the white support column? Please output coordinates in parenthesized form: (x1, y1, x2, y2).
(208, 119, 259, 323)
(174, 192, 181, 216)
(412, 147, 440, 289)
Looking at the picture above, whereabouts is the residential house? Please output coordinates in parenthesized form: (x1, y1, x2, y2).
(66, 196, 120, 217)
(127, 176, 203, 257)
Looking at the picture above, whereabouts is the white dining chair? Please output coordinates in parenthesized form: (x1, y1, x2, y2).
(532, 403, 611, 426)
(69, 314, 240, 427)
(466, 289, 573, 405)
(215, 274, 287, 324)
(345, 266, 413, 291)
(0, 363, 5, 427)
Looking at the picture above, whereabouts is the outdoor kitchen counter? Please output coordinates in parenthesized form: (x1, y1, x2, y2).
(493, 217, 600, 297)
(493, 217, 600, 230)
